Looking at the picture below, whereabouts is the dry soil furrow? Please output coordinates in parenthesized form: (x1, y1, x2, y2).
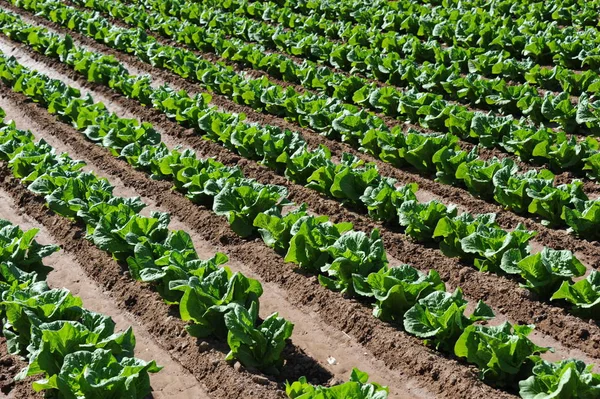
(0, 336, 43, 399)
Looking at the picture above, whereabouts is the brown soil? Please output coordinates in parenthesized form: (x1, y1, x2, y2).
(0, 337, 43, 399)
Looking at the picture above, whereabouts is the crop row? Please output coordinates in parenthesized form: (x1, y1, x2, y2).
(79, 0, 600, 166)
(212, 0, 600, 71)
(1, 43, 600, 399)
(262, 0, 599, 29)
(122, 0, 600, 101)
(5, 3, 600, 238)
(0, 107, 301, 374)
(3, 9, 600, 329)
(131, 0, 600, 134)
(208, 0, 599, 39)
(0, 176, 161, 397)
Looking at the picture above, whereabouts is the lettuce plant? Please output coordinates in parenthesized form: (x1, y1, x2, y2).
(353, 265, 445, 323)
(398, 200, 457, 242)
(320, 230, 387, 295)
(519, 357, 600, 399)
(33, 349, 161, 399)
(404, 289, 494, 351)
(454, 322, 549, 384)
(213, 179, 291, 238)
(493, 163, 553, 214)
(253, 205, 309, 254)
(552, 270, 600, 316)
(286, 368, 389, 399)
(461, 223, 536, 273)
(285, 216, 353, 273)
(434, 213, 497, 261)
(225, 304, 294, 374)
(501, 248, 586, 298)
(0, 219, 57, 278)
(170, 266, 263, 338)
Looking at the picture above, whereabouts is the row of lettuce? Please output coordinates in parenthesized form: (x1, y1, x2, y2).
(0, 54, 597, 399)
(197, 0, 600, 71)
(219, 0, 600, 41)
(0, 109, 392, 397)
(121, 0, 600, 137)
(2, 14, 599, 319)
(4, 5, 600, 244)
(64, 0, 600, 176)
(120, 0, 600, 132)
(0, 192, 162, 396)
(256, 0, 600, 33)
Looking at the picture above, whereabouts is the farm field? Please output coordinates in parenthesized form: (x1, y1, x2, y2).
(0, 0, 599, 398)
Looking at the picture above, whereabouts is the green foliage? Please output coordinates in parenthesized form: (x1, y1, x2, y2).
(461, 223, 536, 273)
(404, 289, 494, 351)
(353, 265, 445, 323)
(519, 357, 600, 399)
(0, 107, 292, 372)
(501, 248, 586, 298)
(213, 180, 291, 237)
(170, 266, 263, 338)
(33, 349, 161, 399)
(455, 322, 549, 384)
(398, 200, 457, 242)
(225, 303, 294, 374)
(0, 216, 161, 399)
(552, 271, 600, 316)
(286, 368, 389, 399)
(253, 205, 308, 254)
(284, 216, 352, 273)
(319, 230, 387, 295)
(4, 0, 599, 239)
(0, 219, 57, 278)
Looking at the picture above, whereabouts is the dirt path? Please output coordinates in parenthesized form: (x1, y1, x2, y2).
(0, 336, 43, 399)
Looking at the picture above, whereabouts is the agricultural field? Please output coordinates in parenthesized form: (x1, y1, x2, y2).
(0, 0, 600, 397)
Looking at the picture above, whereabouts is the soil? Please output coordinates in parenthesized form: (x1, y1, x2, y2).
(0, 336, 43, 399)
(0, 2, 599, 398)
